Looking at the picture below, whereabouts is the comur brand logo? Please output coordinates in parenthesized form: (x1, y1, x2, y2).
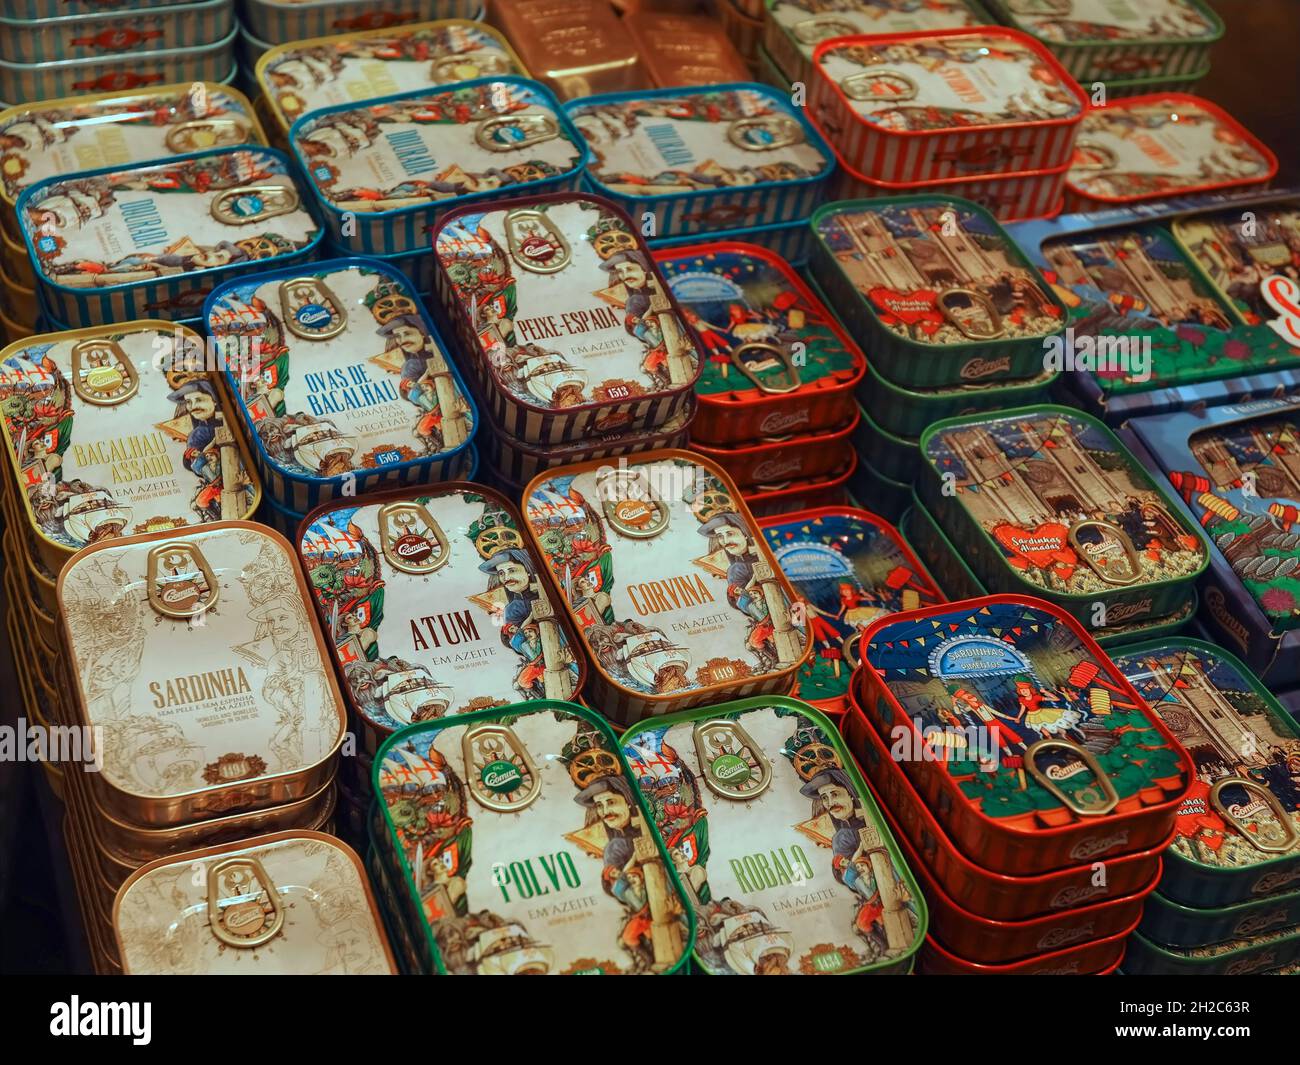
(1042, 328, 1152, 383)
(1102, 598, 1153, 624)
(1203, 587, 1250, 652)
(758, 409, 811, 435)
(751, 456, 804, 482)
(50, 998, 151, 1045)
(959, 355, 1012, 380)
(481, 759, 523, 794)
(710, 753, 752, 786)
(1069, 831, 1129, 862)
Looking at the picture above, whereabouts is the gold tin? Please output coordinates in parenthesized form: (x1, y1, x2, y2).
(62, 811, 121, 973)
(92, 770, 339, 868)
(1, 222, 35, 288)
(0, 82, 267, 244)
(58, 520, 348, 827)
(0, 322, 263, 577)
(112, 830, 398, 974)
(1, 261, 36, 327)
(256, 19, 527, 135)
(624, 11, 753, 88)
(6, 593, 67, 800)
(489, 0, 645, 99)
(521, 448, 812, 725)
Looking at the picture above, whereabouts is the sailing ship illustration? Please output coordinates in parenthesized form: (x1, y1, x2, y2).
(376, 669, 455, 725)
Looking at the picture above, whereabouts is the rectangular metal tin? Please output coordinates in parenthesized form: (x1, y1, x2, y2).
(808, 27, 1086, 185)
(209, 256, 477, 511)
(0, 0, 232, 64)
(856, 594, 1194, 875)
(521, 448, 812, 725)
(431, 191, 702, 444)
(290, 78, 588, 255)
(760, 506, 943, 714)
(371, 698, 696, 973)
(244, 0, 477, 47)
(566, 83, 834, 240)
(918, 404, 1209, 624)
(620, 695, 927, 974)
(296, 482, 587, 743)
(16, 145, 321, 327)
(256, 19, 525, 136)
(811, 195, 1068, 390)
(654, 240, 865, 446)
(624, 11, 752, 89)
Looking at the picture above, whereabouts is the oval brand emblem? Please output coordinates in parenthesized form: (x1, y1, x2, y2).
(711, 754, 751, 787)
(394, 532, 433, 564)
(481, 759, 524, 794)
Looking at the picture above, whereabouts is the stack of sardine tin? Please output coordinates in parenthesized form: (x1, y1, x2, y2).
(807, 26, 1087, 220)
(846, 596, 1194, 974)
(0, 322, 394, 973)
(0, 0, 238, 107)
(1110, 639, 1300, 975)
(655, 240, 865, 514)
(0, 82, 269, 343)
(203, 256, 481, 532)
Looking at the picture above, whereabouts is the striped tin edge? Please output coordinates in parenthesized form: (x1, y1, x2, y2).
(254, 18, 528, 137)
(1061, 92, 1278, 213)
(570, 81, 836, 240)
(0, 0, 233, 65)
(289, 76, 590, 255)
(0, 79, 269, 224)
(0, 25, 238, 106)
(243, 0, 480, 47)
(18, 143, 322, 328)
(429, 189, 704, 445)
(808, 27, 1088, 186)
(208, 254, 480, 511)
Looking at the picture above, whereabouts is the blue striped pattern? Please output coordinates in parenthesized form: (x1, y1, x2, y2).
(18, 145, 321, 328)
(208, 255, 480, 511)
(0, 0, 231, 63)
(291, 77, 589, 256)
(0, 26, 236, 104)
(325, 241, 435, 298)
(256, 445, 480, 534)
(567, 83, 835, 241)
(243, 0, 479, 47)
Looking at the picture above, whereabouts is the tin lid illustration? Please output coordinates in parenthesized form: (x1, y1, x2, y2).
(655, 241, 864, 407)
(372, 700, 695, 974)
(766, 0, 988, 62)
(257, 20, 525, 131)
(522, 451, 810, 703)
(207, 258, 475, 484)
(298, 485, 584, 733)
(1065, 96, 1276, 204)
(291, 78, 586, 219)
(1171, 201, 1300, 327)
(761, 507, 943, 706)
(990, 0, 1222, 46)
(1174, 406, 1300, 630)
(433, 193, 701, 417)
(813, 29, 1083, 132)
(623, 697, 925, 974)
(113, 831, 397, 974)
(922, 408, 1207, 599)
(566, 84, 831, 200)
(58, 522, 347, 819)
(1111, 639, 1300, 875)
(1041, 224, 1242, 395)
(0, 83, 265, 216)
(864, 597, 1190, 829)
(814, 197, 1065, 348)
(0, 323, 259, 564)
(16, 147, 320, 295)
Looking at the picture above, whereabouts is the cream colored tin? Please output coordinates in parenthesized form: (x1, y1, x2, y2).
(297, 483, 586, 749)
(0, 262, 35, 326)
(58, 521, 348, 827)
(522, 449, 812, 725)
(0, 83, 267, 242)
(255, 19, 525, 136)
(2, 224, 34, 288)
(0, 322, 262, 576)
(92, 771, 338, 868)
(112, 830, 397, 974)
